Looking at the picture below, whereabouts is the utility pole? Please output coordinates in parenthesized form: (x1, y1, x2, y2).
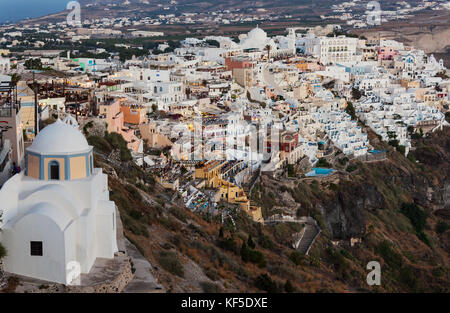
(75, 92, 79, 123)
(33, 71, 39, 137)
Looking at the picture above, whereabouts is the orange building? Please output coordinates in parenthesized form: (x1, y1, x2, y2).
(120, 104, 146, 125)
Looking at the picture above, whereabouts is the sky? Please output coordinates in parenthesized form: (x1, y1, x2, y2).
(0, 0, 68, 24)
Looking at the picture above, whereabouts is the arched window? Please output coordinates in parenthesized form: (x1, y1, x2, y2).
(49, 161, 60, 180)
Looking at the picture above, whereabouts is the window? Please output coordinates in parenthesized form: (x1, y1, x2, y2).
(49, 161, 60, 180)
(30, 241, 43, 256)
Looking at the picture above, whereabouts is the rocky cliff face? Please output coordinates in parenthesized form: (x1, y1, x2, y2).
(320, 183, 384, 240)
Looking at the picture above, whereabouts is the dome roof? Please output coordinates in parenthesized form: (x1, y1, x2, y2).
(28, 119, 91, 155)
(248, 26, 267, 41)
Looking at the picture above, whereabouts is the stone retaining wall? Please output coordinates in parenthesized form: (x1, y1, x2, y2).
(65, 254, 134, 293)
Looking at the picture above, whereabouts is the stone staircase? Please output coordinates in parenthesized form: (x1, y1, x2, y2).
(297, 223, 321, 255)
(242, 168, 260, 194)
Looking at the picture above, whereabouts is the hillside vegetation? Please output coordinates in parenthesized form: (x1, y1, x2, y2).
(93, 127, 450, 293)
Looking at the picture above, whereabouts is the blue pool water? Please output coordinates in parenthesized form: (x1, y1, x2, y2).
(305, 168, 335, 177)
(369, 150, 386, 154)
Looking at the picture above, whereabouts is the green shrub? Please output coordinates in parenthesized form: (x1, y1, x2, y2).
(417, 231, 431, 246)
(122, 213, 149, 237)
(159, 216, 181, 231)
(287, 164, 295, 177)
(316, 158, 332, 168)
(284, 280, 295, 293)
(407, 153, 416, 162)
(309, 255, 320, 267)
(401, 203, 427, 233)
(399, 266, 417, 290)
(158, 251, 184, 277)
(205, 268, 220, 281)
(346, 101, 357, 118)
(240, 242, 267, 268)
(83, 121, 94, 135)
(396, 145, 406, 155)
(325, 248, 350, 280)
(255, 274, 278, 293)
(247, 235, 256, 249)
(346, 164, 358, 172)
(170, 207, 189, 223)
(338, 157, 349, 166)
(329, 183, 339, 191)
(200, 281, 222, 293)
(129, 209, 141, 220)
(436, 221, 449, 234)
(339, 248, 354, 261)
(388, 140, 399, 148)
(188, 223, 208, 238)
(375, 240, 403, 268)
(258, 234, 274, 250)
(217, 237, 239, 254)
(125, 185, 143, 202)
(88, 135, 112, 154)
(105, 132, 132, 161)
(289, 251, 304, 266)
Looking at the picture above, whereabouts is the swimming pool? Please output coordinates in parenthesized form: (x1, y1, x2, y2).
(369, 150, 386, 154)
(305, 168, 336, 177)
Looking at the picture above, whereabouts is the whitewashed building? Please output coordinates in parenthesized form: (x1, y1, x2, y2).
(0, 117, 118, 284)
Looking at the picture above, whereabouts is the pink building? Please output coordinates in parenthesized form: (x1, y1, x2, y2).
(98, 99, 142, 152)
(377, 46, 398, 61)
(99, 99, 124, 134)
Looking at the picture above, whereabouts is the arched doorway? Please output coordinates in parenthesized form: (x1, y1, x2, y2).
(49, 161, 60, 180)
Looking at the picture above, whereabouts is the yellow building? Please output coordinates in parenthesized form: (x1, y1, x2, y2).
(195, 160, 264, 223)
(0, 49, 10, 56)
(194, 160, 225, 188)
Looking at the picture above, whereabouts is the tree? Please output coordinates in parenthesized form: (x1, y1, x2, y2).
(345, 101, 356, 120)
(264, 44, 272, 61)
(351, 87, 362, 100)
(10, 73, 21, 86)
(240, 242, 250, 262)
(387, 131, 397, 140)
(396, 145, 406, 155)
(218, 227, 224, 239)
(284, 280, 295, 293)
(24, 58, 43, 70)
(247, 235, 256, 249)
(205, 39, 220, 48)
(255, 274, 278, 293)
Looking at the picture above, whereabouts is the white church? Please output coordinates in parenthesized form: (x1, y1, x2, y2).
(0, 116, 118, 285)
